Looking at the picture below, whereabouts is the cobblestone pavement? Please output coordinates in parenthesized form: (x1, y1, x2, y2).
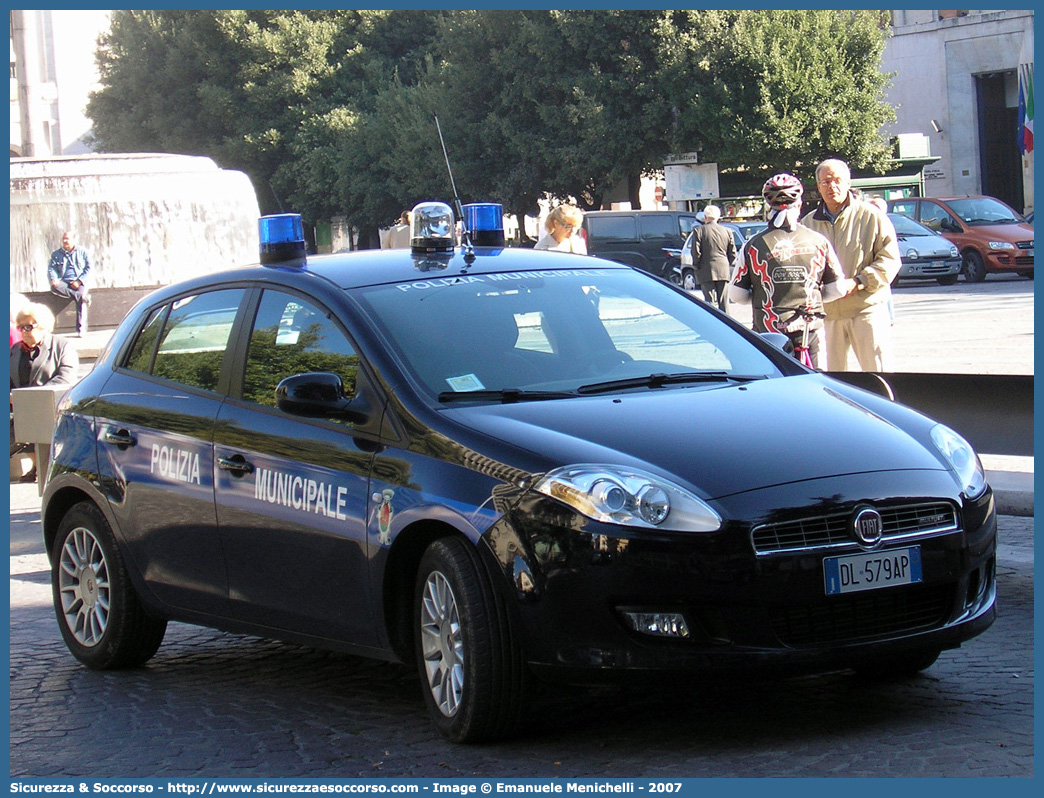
(9, 482, 1033, 779)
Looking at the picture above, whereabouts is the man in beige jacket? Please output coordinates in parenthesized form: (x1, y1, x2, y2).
(802, 159, 901, 371)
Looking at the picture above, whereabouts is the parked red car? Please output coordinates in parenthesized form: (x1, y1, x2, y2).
(886, 195, 1033, 282)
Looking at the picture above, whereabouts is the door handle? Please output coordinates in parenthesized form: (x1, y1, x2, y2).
(103, 429, 137, 448)
(218, 455, 254, 476)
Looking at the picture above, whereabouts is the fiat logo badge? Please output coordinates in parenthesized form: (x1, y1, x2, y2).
(852, 507, 884, 548)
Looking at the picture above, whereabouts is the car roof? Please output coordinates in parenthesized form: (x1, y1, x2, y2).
(892, 195, 1002, 204)
(209, 246, 632, 292)
(584, 210, 695, 216)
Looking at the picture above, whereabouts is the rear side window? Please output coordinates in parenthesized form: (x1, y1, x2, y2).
(587, 216, 638, 242)
(639, 215, 677, 240)
(123, 289, 245, 393)
(889, 200, 918, 219)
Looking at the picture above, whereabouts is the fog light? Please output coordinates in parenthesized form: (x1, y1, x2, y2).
(621, 611, 690, 639)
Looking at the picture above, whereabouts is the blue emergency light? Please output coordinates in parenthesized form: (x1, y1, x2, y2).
(259, 213, 306, 267)
(462, 203, 506, 247)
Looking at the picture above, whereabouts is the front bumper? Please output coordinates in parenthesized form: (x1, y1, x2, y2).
(899, 256, 962, 279)
(986, 249, 1034, 273)
(485, 470, 996, 681)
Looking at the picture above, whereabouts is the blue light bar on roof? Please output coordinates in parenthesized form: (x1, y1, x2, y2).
(462, 203, 505, 246)
(259, 213, 306, 267)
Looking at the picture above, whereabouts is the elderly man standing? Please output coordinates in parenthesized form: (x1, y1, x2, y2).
(689, 204, 736, 312)
(802, 159, 901, 372)
(48, 230, 92, 336)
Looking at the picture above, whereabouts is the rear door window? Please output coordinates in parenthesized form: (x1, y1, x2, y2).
(124, 289, 245, 393)
(639, 215, 677, 241)
(587, 215, 638, 242)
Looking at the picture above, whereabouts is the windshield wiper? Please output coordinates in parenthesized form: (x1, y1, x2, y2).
(438, 388, 577, 404)
(577, 372, 763, 395)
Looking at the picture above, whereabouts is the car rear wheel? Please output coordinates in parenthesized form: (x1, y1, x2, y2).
(414, 537, 526, 743)
(51, 501, 167, 669)
(681, 269, 697, 292)
(936, 274, 959, 286)
(962, 250, 987, 282)
(853, 647, 940, 679)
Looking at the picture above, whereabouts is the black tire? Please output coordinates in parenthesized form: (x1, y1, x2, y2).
(51, 501, 167, 669)
(681, 269, 697, 292)
(962, 250, 987, 282)
(936, 274, 959, 286)
(414, 537, 525, 743)
(853, 648, 940, 680)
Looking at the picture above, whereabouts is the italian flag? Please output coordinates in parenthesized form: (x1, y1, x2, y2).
(1018, 63, 1034, 155)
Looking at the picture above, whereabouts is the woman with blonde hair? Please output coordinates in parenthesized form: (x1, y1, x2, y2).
(534, 204, 587, 254)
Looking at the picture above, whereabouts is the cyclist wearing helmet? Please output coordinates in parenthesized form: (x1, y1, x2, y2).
(729, 173, 853, 369)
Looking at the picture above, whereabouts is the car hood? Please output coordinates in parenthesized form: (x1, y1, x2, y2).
(442, 374, 947, 500)
(896, 232, 956, 258)
(958, 221, 1034, 242)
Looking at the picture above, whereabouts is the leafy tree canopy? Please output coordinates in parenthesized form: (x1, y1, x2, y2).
(88, 9, 895, 237)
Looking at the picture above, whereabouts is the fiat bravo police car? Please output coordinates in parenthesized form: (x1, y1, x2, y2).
(42, 201, 996, 743)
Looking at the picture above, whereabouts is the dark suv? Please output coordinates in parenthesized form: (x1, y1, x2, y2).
(581, 210, 699, 277)
(886, 195, 1033, 282)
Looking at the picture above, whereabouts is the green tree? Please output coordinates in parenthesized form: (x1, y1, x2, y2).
(87, 10, 896, 234)
(670, 10, 896, 191)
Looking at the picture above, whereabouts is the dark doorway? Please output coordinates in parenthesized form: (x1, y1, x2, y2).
(975, 71, 1023, 211)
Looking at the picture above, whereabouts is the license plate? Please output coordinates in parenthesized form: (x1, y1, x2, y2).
(930, 260, 944, 269)
(823, 547, 922, 595)
(1028, 248, 1034, 258)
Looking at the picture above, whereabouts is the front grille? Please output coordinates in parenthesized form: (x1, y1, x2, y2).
(772, 584, 952, 646)
(1014, 255, 1034, 266)
(751, 502, 958, 556)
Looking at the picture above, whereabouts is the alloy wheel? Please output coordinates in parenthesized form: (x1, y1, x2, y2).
(419, 570, 464, 717)
(58, 526, 111, 647)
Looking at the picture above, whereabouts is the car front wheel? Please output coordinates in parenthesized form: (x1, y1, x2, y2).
(962, 250, 987, 282)
(51, 501, 167, 669)
(414, 537, 525, 743)
(681, 269, 697, 292)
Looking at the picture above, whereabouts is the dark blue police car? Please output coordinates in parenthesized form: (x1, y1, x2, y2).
(43, 202, 996, 742)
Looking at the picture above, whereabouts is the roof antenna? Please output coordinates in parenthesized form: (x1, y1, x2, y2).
(434, 114, 475, 262)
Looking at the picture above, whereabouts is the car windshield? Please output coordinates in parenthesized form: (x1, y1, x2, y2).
(889, 214, 937, 237)
(354, 267, 782, 401)
(944, 197, 1023, 225)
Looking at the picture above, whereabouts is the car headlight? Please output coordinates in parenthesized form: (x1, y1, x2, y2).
(930, 424, 987, 500)
(988, 241, 1015, 250)
(949, 245, 959, 258)
(534, 464, 722, 531)
(905, 247, 918, 260)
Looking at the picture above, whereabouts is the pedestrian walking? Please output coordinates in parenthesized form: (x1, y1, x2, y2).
(689, 205, 735, 312)
(729, 174, 852, 369)
(47, 230, 92, 336)
(802, 159, 901, 371)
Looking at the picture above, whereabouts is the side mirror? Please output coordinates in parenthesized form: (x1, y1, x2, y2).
(275, 372, 367, 423)
(759, 331, 795, 357)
